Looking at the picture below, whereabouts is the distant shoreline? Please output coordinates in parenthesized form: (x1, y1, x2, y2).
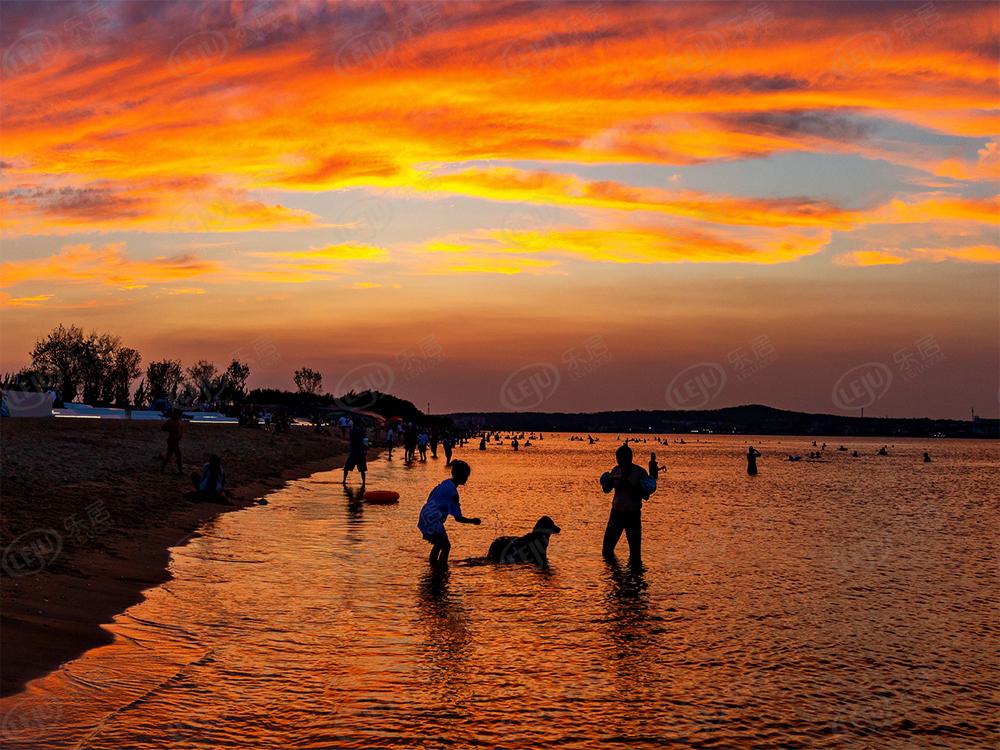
(447, 404, 999, 439)
(0, 419, 354, 697)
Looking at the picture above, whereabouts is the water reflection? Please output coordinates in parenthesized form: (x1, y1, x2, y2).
(602, 559, 652, 645)
(3, 436, 997, 749)
(417, 568, 470, 658)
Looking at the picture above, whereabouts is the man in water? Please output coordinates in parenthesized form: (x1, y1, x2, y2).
(746, 446, 761, 475)
(342, 421, 368, 486)
(600, 444, 656, 565)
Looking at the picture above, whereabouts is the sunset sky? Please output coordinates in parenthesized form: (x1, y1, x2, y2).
(1, 0, 997, 417)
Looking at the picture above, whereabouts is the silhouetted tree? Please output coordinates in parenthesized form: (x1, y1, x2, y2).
(185, 360, 220, 404)
(28, 324, 87, 402)
(133, 378, 149, 407)
(105, 343, 142, 406)
(293, 367, 323, 395)
(29, 325, 140, 405)
(224, 359, 251, 403)
(146, 359, 184, 402)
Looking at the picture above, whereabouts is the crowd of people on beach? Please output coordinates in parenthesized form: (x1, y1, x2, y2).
(404, 432, 941, 569)
(383, 422, 465, 465)
(157, 407, 939, 570)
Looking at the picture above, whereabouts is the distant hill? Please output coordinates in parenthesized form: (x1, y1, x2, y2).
(447, 404, 998, 439)
(247, 388, 450, 427)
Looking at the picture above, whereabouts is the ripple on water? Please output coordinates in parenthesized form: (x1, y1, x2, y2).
(2, 436, 997, 749)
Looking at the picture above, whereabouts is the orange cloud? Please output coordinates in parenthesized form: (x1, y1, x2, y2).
(408, 167, 859, 228)
(0, 293, 54, 307)
(423, 222, 831, 266)
(1, 0, 995, 215)
(836, 245, 1000, 266)
(0, 180, 323, 236)
(0, 243, 218, 289)
(872, 196, 1000, 225)
(166, 287, 206, 295)
(239, 243, 388, 283)
(500, 225, 830, 265)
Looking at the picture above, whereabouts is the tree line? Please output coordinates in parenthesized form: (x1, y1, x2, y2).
(3, 324, 328, 410)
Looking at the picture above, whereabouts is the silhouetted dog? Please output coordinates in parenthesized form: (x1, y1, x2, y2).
(487, 516, 561, 565)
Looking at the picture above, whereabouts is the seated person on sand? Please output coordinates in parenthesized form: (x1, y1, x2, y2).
(190, 454, 226, 499)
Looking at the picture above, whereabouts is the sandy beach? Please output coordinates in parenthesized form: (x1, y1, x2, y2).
(0, 418, 350, 696)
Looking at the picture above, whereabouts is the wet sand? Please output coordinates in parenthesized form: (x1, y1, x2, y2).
(0, 418, 351, 696)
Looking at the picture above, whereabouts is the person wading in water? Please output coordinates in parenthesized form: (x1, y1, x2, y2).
(599, 444, 656, 565)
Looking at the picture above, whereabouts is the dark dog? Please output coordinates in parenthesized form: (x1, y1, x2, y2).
(487, 516, 561, 565)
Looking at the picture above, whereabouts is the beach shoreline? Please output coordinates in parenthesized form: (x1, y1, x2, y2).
(0, 418, 355, 697)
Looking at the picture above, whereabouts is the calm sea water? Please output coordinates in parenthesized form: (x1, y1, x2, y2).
(3, 435, 998, 749)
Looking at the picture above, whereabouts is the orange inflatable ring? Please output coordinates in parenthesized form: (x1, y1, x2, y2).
(363, 490, 400, 504)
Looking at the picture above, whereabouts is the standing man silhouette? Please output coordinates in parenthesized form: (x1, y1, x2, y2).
(600, 444, 656, 565)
